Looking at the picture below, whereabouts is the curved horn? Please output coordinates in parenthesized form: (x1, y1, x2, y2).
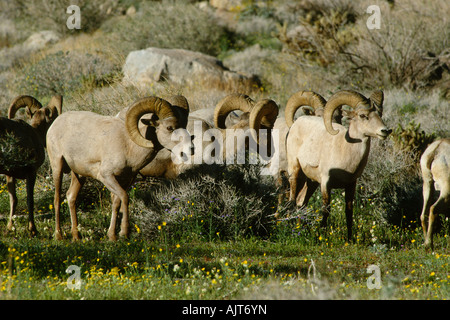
(249, 99, 279, 143)
(323, 90, 369, 135)
(8, 95, 43, 119)
(125, 96, 175, 148)
(369, 90, 384, 116)
(214, 94, 254, 129)
(285, 91, 327, 128)
(166, 95, 189, 128)
(45, 95, 63, 119)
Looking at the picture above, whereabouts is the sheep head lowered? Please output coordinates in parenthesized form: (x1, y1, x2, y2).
(46, 96, 190, 241)
(126, 95, 197, 179)
(8, 95, 62, 147)
(2, 95, 62, 236)
(214, 93, 279, 162)
(286, 90, 391, 241)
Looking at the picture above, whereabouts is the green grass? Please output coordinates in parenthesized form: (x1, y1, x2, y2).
(0, 175, 448, 300)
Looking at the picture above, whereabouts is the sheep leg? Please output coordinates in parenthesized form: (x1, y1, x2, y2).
(25, 171, 38, 237)
(276, 172, 286, 205)
(99, 174, 129, 241)
(52, 158, 65, 240)
(320, 183, 331, 228)
(288, 162, 301, 204)
(296, 179, 319, 207)
(66, 172, 85, 240)
(420, 176, 434, 246)
(425, 190, 449, 250)
(6, 176, 17, 233)
(345, 183, 356, 242)
(109, 193, 122, 241)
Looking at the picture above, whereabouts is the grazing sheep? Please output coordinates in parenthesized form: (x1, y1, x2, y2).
(116, 95, 200, 179)
(420, 138, 450, 249)
(286, 90, 391, 240)
(46, 96, 191, 241)
(1, 95, 62, 236)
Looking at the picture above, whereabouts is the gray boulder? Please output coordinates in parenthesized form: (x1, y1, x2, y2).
(122, 47, 259, 90)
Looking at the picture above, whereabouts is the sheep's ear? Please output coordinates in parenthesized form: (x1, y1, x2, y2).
(141, 114, 159, 127)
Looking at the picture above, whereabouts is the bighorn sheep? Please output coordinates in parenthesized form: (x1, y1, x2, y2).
(133, 93, 279, 180)
(213, 93, 279, 163)
(46, 96, 191, 241)
(286, 90, 391, 240)
(116, 95, 200, 179)
(420, 138, 450, 249)
(1, 95, 62, 236)
(268, 91, 329, 204)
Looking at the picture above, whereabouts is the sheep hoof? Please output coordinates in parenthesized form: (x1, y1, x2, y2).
(107, 231, 117, 242)
(28, 224, 38, 238)
(423, 241, 433, 251)
(72, 233, 81, 241)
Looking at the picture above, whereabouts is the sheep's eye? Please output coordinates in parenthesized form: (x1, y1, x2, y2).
(167, 126, 174, 132)
(359, 114, 368, 120)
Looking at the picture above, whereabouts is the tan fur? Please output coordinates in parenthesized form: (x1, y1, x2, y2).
(420, 138, 450, 249)
(46, 98, 189, 241)
(286, 90, 391, 240)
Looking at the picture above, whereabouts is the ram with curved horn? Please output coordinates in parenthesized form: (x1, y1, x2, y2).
(264, 91, 328, 204)
(1, 95, 62, 236)
(46, 96, 192, 241)
(286, 90, 391, 240)
(213, 93, 279, 163)
(116, 95, 203, 179)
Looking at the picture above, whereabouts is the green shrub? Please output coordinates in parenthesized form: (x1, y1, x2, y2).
(131, 163, 278, 242)
(391, 121, 437, 158)
(0, 131, 37, 171)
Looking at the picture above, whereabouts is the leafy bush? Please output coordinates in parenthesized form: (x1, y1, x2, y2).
(0, 131, 37, 171)
(391, 121, 437, 158)
(131, 163, 278, 242)
(359, 141, 423, 226)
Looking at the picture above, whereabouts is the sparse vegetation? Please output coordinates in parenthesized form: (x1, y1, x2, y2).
(0, 0, 449, 301)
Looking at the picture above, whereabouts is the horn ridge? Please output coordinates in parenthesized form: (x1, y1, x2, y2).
(8, 95, 43, 119)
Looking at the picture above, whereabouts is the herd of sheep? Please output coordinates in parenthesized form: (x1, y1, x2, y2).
(0, 90, 448, 249)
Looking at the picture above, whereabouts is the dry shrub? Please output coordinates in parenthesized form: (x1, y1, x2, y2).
(278, 0, 357, 68)
(2, 0, 119, 36)
(13, 50, 119, 99)
(348, 0, 449, 90)
(131, 163, 277, 241)
(276, 0, 449, 91)
(100, 0, 230, 57)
